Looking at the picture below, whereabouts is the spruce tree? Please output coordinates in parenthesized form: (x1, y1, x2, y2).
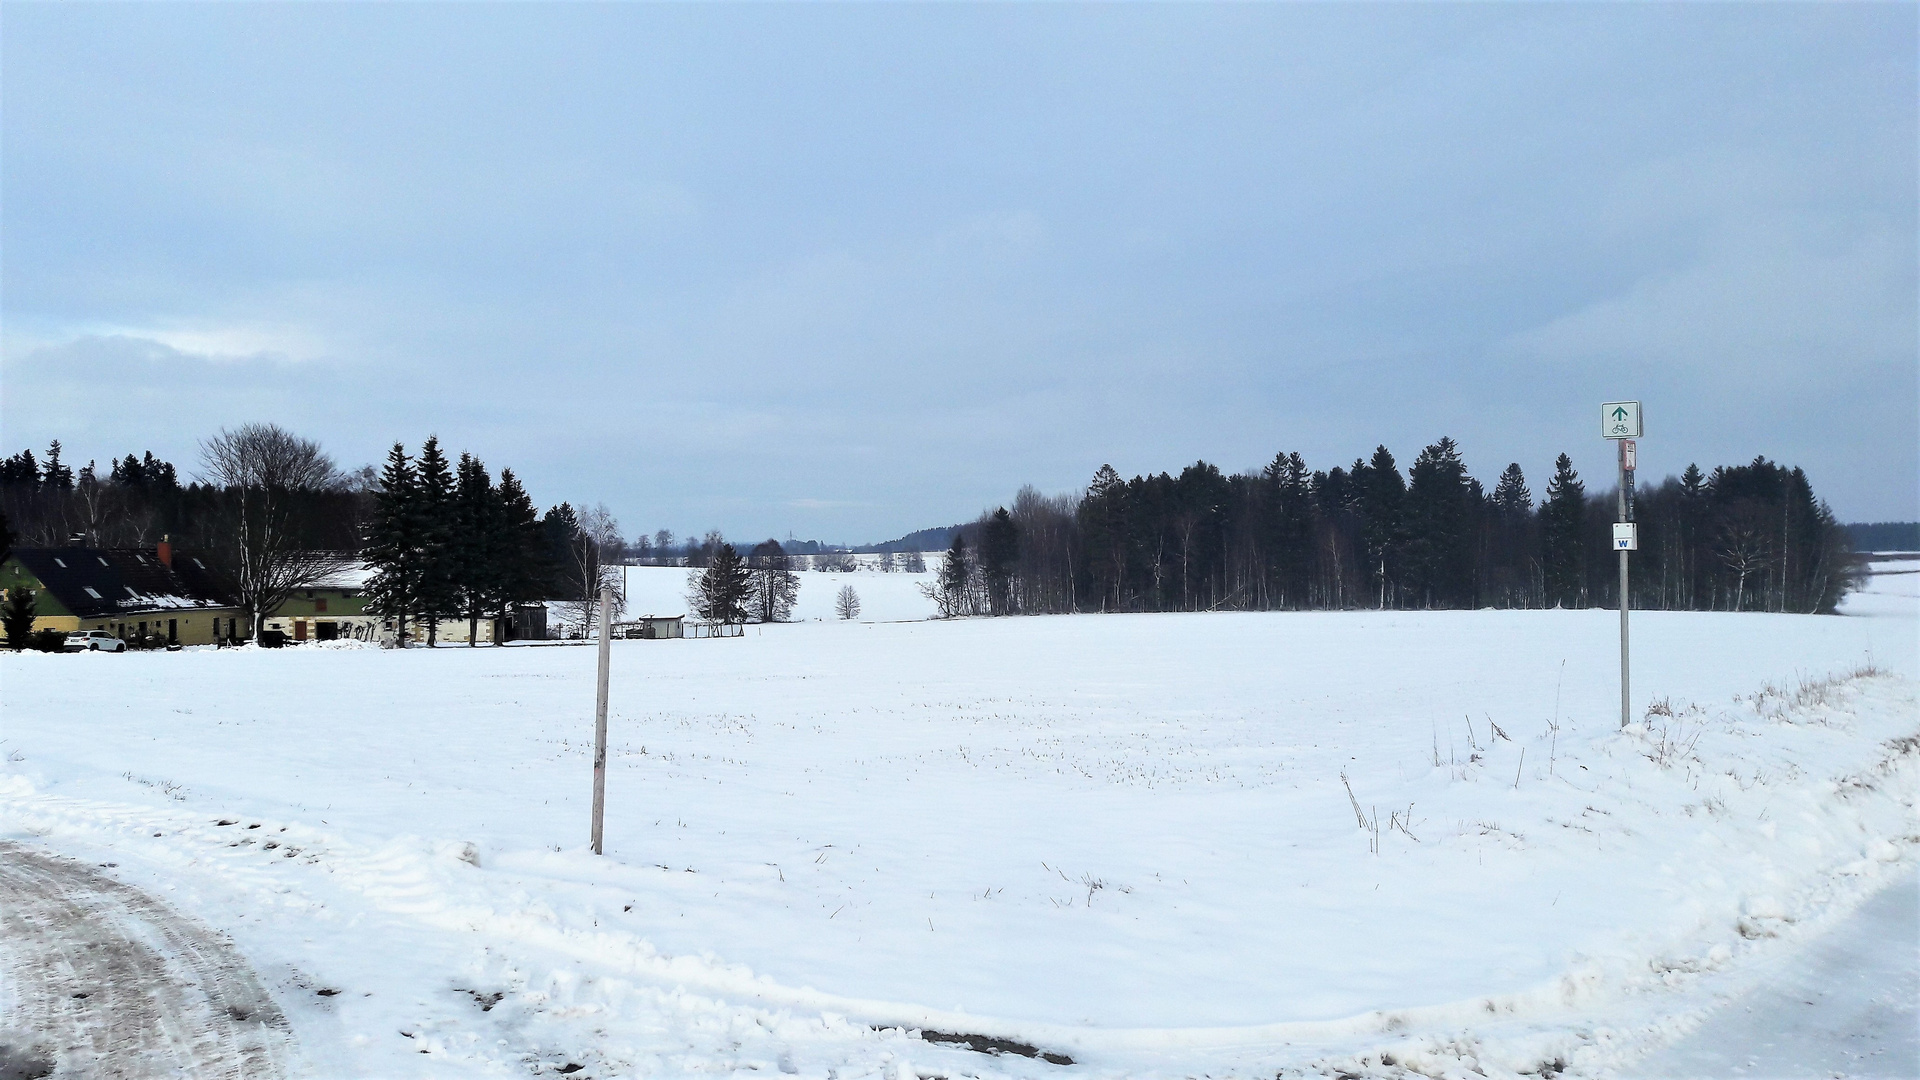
(938, 535, 974, 617)
(980, 507, 1020, 615)
(1404, 437, 1475, 608)
(1353, 446, 1406, 608)
(363, 443, 421, 645)
(1079, 464, 1129, 610)
(413, 437, 458, 644)
(1491, 464, 1531, 517)
(1486, 463, 1535, 606)
(2, 585, 35, 650)
(1261, 452, 1313, 609)
(1, 450, 39, 488)
(41, 441, 73, 492)
(691, 543, 752, 623)
(540, 504, 581, 597)
(1540, 454, 1587, 608)
(493, 469, 546, 638)
(453, 453, 500, 644)
(1677, 463, 1707, 609)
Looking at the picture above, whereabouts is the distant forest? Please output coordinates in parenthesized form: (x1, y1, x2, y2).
(4, 434, 1867, 620)
(1845, 521, 1920, 552)
(936, 438, 1857, 616)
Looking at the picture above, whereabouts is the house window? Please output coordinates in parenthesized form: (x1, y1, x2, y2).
(315, 598, 328, 613)
(83, 586, 101, 599)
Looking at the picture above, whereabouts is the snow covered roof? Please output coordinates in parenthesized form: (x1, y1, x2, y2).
(310, 562, 375, 589)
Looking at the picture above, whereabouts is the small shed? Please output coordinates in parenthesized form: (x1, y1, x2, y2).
(510, 602, 549, 641)
(621, 615, 684, 640)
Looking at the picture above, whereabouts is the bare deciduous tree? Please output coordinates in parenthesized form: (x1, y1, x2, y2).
(1713, 500, 1776, 612)
(567, 503, 626, 635)
(748, 540, 799, 623)
(198, 423, 348, 639)
(834, 584, 861, 620)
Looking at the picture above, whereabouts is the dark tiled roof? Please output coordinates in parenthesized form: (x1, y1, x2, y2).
(11, 547, 238, 619)
(168, 551, 241, 606)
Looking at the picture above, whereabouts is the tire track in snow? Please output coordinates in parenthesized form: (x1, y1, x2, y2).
(0, 840, 293, 1079)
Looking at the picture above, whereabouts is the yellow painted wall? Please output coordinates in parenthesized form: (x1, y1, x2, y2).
(259, 614, 499, 644)
(69, 610, 244, 647)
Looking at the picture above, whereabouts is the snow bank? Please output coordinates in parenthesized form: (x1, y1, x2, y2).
(1, 589, 1914, 1078)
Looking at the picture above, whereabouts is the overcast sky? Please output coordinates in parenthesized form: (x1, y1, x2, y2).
(3, 3, 1913, 542)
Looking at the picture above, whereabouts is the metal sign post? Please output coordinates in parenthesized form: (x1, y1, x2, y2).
(1602, 402, 1641, 729)
(590, 587, 611, 854)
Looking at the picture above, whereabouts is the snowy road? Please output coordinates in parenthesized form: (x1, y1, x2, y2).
(1624, 864, 1919, 1079)
(0, 841, 293, 1079)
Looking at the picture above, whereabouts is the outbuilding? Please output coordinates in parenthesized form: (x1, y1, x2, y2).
(619, 615, 684, 639)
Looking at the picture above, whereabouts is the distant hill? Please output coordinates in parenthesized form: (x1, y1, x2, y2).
(854, 524, 963, 553)
(1846, 522, 1920, 551)
(768, 525, 960, 555)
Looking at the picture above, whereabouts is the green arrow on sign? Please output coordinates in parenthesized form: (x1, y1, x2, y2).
(1611, 406, 1629, 420)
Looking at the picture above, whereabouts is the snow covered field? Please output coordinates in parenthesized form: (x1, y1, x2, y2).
(617, 562, 941, 624)
(1, 569, 1915, 1078)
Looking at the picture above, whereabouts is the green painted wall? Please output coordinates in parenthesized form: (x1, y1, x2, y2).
(272, 588, 369, 618)
(0, 557, 70, 617)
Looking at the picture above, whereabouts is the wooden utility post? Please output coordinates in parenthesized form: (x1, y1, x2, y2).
(590, 587, 611, 854)
(1602, 402, 1642, 730)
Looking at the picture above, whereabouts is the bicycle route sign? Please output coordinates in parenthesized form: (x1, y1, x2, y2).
(1602, 401, 1642, 440)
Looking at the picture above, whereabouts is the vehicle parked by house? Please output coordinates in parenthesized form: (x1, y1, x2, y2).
(62, 629, 127, 653)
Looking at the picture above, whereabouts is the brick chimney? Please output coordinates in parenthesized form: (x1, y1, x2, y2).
(157, 535, 173, 568)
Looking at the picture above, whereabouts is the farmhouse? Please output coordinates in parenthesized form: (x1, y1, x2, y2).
(259, 563, 381, 643)
(1, 540, 245, 646)
(261, 562, 548, 644)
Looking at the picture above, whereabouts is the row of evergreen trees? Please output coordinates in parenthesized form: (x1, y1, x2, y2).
(361, 438, 569, 644)
(0, 442, 180, 494)
(933, 438, 1855, 617)
(0, 440, 364, 555)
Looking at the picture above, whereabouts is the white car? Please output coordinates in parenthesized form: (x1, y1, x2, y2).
(64, 630, 127, 653)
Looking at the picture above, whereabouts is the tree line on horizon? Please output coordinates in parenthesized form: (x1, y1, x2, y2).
(1, 431, 625, 641)
(0, 431, 922, 640)
(5, 431, 1862, 630)
(930, 437, 1857, 617)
